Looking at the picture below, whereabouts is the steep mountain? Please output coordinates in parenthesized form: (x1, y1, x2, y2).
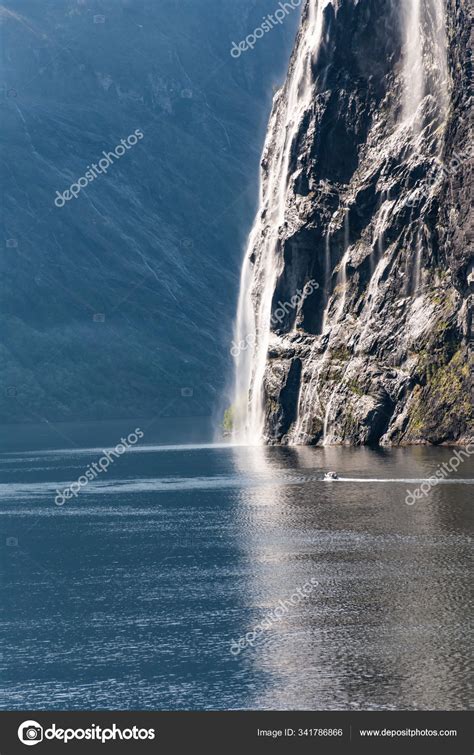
(232, 0, 473, 446)
(0, 0, 299, 423)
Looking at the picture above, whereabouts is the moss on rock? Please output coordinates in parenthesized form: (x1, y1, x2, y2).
(407, 348, 472, 442)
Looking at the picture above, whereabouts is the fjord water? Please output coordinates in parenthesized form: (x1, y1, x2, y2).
(0, 439, 472, 710)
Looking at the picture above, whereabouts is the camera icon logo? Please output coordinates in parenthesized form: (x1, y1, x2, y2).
(18, 720, 43, 746)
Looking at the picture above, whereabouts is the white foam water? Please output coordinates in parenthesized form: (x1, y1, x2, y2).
(232, 1, 332, 445)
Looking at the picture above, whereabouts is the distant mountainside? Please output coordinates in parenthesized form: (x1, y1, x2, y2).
(232, 0, 473, 446)
(0, 0, 299, 423)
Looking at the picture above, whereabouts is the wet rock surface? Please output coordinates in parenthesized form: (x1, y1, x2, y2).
(248, 0, 472, 446)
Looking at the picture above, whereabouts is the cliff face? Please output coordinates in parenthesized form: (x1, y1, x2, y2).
(234, 0, 473, 446)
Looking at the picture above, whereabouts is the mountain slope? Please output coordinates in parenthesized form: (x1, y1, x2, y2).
(233, 0, 472, 445)
(0, 0, 299, 423)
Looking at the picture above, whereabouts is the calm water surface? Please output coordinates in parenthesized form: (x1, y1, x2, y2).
(0, 437, 472, 710)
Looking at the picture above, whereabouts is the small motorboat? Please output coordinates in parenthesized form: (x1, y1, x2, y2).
(324, 471, 339, 481)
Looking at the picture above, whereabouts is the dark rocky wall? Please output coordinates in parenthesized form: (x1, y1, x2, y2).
(249, 0, 472, 445)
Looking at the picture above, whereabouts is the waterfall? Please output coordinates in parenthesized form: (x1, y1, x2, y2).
(231, 0, 331, 445)
(400, 0, 449, 300)
(321, 229, 332, 331)
(413, 231, 423, 294)
(334, 210, 350, 323)
(401, 0, 449, 135)
(401, 0, 424, 127)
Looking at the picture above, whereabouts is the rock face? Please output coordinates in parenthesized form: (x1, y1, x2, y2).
(235, 0, 473, 446)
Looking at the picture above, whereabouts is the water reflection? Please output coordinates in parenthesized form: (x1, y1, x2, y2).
(231, 445, 472, 709)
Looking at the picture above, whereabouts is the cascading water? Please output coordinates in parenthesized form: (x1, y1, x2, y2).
(334, 210, 350, 323)
(413, 231, 423, 293)
(321, 229, 332, 332)
(401, 0, 424, 126)
(401, 0, 449, 136)
(231, 0, 332, 444)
